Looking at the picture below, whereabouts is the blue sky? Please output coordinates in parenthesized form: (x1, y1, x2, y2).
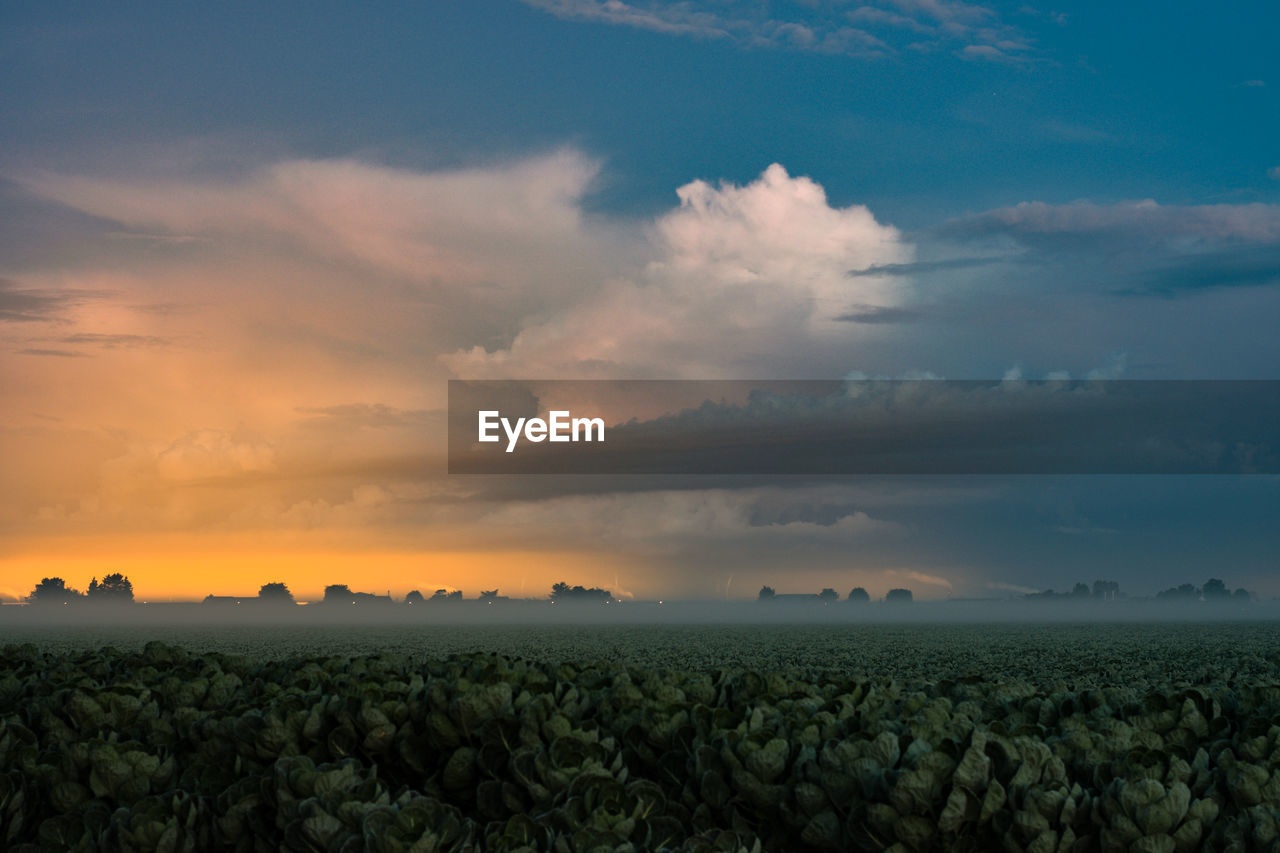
(1, 2, 1277, 600)
(5, 1, 1277, 222)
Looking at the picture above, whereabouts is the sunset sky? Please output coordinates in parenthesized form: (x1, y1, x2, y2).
(2, 2, 1277, 602)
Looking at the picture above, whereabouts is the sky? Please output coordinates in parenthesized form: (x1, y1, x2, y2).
(1, 1, 1277, 602)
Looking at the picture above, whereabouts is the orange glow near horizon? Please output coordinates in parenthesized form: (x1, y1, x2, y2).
(1, 542, 642, 604)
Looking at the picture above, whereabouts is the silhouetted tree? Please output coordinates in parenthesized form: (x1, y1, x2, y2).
(757, 585, 777, 601)
(818, 588, 838, 602)
(885, 588, 913, 604)
(1157, 583, 1200, 601)
(323, 584, 353, 604)
(1234, 588, 1253, 602)
(28, 577, 82, 605)
(257, 582, 294, 605)
(1202, 578, 1230, 600)
(479, 589, 499, 599)
(848, 587, 870, 603)
(430, 589, 463, 601)
(405, 590, 425, 605)
(548, 582, 611, 602)
(1072, 582, 1090, 599)
(87, 572, 134, 604)
(1092, 580, 1119, 600)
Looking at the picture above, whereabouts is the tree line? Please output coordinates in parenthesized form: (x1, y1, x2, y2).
(19, 577, 614, 606)
(26, 574, 136, 605)
(756, 586, 913, 604)
(1024, 577, 1253, 603)
(21, 575, 1255, 606)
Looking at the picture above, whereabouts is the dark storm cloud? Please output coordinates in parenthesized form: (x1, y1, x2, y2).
(921, 200, 1280, 307)
(1117, 244, 1280, 296)
(449, 380, 1280, 475)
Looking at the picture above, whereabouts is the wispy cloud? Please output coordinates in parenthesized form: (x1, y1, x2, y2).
(985, 580, 1037, 594)
(520, 0, 1032, 60)
(295, 403, 439, 430)
(834, 305, 932, 324)
(0, 278, 110, 323)
(937, 199, 1280, 297)
(940, 199, 1280, 243)
(59, 333, 170, 348)
(17, 347, 89, 358)
(848, 256, 1006, 277)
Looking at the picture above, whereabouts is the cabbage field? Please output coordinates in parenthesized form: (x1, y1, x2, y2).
(2, 622, 1280, 851)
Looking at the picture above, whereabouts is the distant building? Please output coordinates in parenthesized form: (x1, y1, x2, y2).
(322, 584, 392, 605)
(202, 595, 246, 605)
(352, 592, 393, 605)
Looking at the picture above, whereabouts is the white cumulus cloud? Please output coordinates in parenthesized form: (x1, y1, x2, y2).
(444, 163, 911, 378)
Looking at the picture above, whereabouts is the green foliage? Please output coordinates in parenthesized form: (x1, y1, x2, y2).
(3, 640, 1280, 851)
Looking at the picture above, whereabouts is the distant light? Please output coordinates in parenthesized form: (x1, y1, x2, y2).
(658, 600, 663, 605)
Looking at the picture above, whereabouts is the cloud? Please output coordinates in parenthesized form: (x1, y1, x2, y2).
(58, 333, 170, 348)
(521, 0, 1029, 59)
(985, 580, 1037, 594)
(941, 199, 1280, 244)
(834, 305, 931, 324)
(1121, 245, 1280, 295)
(847, 256, 1006, 277)
(0, 277, 110, 323)
(1269, 166, 1280, 181)
(959, 44, 1017, 62)
(520, 0, 732, 39)
(884, 568, 953, 591)
(153, 430, 277, 482)
(6, 150, 1278, 599)
(932, 199, 1280, 300)
(472, 487, 901, 551)
(17, 348, 89, 358)
(847, 7, 936, 34)
(444, 163, 911, 378)
(18, 151, 606, 299)
(294, 403, 442, 431)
